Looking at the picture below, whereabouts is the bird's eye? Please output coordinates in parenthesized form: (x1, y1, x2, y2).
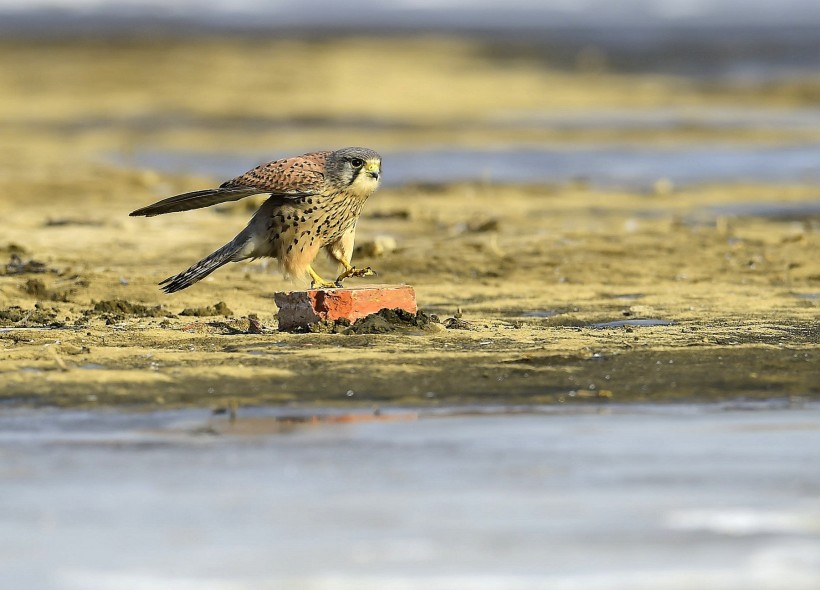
(350, 158, 364, 168)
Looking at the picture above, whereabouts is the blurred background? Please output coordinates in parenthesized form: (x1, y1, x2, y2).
(1, 3, 819, 590)
(2, 0, 820, 190)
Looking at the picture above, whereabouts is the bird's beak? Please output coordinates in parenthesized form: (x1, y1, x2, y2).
(365, 160, 381, 180)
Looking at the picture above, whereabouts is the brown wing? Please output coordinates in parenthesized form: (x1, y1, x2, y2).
(130, 151, 330, 217)
(220, 151, 330, 194)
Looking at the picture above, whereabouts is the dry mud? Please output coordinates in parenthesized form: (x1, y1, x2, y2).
(0, 37, 818, 407)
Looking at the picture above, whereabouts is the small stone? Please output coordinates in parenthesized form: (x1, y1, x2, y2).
(444, 317, 473, 330)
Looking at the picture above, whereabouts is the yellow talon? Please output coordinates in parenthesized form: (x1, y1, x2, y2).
(308, 265, 337, 290)
(335, 265, 376, 286)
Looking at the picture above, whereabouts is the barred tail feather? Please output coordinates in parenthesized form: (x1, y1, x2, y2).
(160, 237, 249, 293)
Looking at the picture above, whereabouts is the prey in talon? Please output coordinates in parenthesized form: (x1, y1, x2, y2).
(129, 147, 382, 292)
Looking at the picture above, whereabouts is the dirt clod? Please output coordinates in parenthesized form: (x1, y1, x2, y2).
(90, 299, 168, 319)
(444, 317, 474, 330)
(23, 279, 49, 298)
(179, 301, 234, 317)
(308, 309, 440, 335)
(181, 317, 265, 335)
(0, 304, 62, 327)
(3, 254, 49, 275)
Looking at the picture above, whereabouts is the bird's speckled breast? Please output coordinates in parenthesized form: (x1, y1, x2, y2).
(250, 189, 369, 260)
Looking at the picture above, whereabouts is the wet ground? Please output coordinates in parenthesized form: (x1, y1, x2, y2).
(120, 142, 820, 188)
(2, 401, 820, 589)
(0, 35, 818, 406)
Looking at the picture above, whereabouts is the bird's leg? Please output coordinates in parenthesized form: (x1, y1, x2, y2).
(325, 228, 377, 286)
(307, 265, 337, 290)
(334, 259, 376, 287)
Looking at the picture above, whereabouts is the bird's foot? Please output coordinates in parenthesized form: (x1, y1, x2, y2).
(334, 266, 376, 287)
(308, 265, 339, 290)
(310, 278, 339, 290)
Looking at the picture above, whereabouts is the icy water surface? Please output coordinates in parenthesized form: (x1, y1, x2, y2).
(2, 402, 819, 590)
(119, 143, 820, 189)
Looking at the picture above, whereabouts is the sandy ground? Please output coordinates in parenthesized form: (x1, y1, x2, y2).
(0, 36, 818, 407)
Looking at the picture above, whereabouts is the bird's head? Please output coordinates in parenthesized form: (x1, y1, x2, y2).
(327, 147, 382, 197)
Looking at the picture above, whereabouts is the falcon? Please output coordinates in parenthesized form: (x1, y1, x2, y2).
(130, 147, 382, 292)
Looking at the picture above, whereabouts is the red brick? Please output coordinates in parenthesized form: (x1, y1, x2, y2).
(274, 284, 417, 331)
